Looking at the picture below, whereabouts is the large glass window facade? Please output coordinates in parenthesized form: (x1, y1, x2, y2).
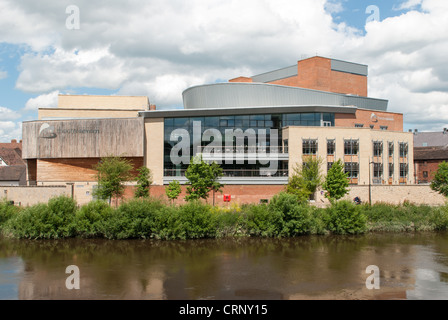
(164, 112, 335, 177)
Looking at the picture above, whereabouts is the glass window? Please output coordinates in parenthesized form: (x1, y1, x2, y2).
(400, 163, 408, 178)
(327, 140, 335, 155)
(174, 117, 190, 127)
(344, 140, 359, 155)
(380, 126, 388, 131)
(373, 141, 383, 157)
(388, 142, 394, 157)
(373, 163, 383, 178)
(164, 118, 174, 127)
(423, 171, 428, 178)
(205, 116, 219, 127)
(389, 163, 394, 178)
(327, 162, 334, 172)
(286, 114, 301, 121)
(302, 113, 314, 121)
(399, 143, 409, 158)
(283, 139, 289, 153)
(303, 139, 318, 155)
(345, 162, 359, 178)
(250, 115, 264, 121)
(355, 124, 364, 128)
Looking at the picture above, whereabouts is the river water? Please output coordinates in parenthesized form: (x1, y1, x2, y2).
(1, 232, 448, 300)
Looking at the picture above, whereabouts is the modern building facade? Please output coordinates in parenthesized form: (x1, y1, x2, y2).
(21, 56, 415, 204)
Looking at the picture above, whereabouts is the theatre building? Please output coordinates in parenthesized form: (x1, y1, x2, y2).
(22, 56, 414, 204)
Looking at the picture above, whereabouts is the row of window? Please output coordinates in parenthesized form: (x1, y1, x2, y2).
(355, 124, 389, 130)
(327, 162, 409, 179)
(298, 139, 409, 157)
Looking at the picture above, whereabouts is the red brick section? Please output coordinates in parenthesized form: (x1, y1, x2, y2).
(229, 57, 368, 97)
(335, 109, 404, 132)
(123, 184, 286, 206)
(414, 160, 440, 184)
(229, 76, 253, 83)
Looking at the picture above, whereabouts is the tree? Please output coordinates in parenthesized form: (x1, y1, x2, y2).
(287, 156, 323, 201)
(134, 166, 153, 198)
(166, 180, 182, 205)
(431, 161, 448, 197)
(185, 154, 224, 203)
(323, 159, 349, 201)
(93, 156, 134, 206)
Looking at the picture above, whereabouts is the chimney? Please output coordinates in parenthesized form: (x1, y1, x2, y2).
(11, 139, 17, 144)
(149, 104, 157, 111)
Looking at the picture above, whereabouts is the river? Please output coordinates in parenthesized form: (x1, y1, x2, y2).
(1, 232, 448, 300)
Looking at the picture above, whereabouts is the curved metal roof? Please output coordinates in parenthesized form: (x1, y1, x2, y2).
(182, 82, 388, 111)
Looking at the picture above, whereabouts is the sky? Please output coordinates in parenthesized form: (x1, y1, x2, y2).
(0, 0, 447, 142)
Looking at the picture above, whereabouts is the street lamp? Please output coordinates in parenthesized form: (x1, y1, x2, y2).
(368, 160, 374, 205)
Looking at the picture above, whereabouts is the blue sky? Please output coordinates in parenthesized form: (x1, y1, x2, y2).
(0, 0, 445, 141)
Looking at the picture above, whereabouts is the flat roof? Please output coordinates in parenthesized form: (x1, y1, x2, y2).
(139, 105, 358, 119)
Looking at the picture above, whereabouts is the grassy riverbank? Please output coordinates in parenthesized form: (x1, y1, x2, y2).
(1, 193, 448, 240)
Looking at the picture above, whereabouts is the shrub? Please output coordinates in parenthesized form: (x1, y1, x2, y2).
(5, 196, 77, 239)
(429, 205, 448, 231)
(214, 205, 247, 238)
(325, 200, 367, 235)
(104, 198, 164, 239)
(0, 200, 20, 230)
(153, 206, 183, 240)
(176, 201, 217, 239)
(244, 204, 281, 237)
(73, 200, 114, 238)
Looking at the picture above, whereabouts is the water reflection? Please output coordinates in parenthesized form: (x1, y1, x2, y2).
(1, 233, 448, 300)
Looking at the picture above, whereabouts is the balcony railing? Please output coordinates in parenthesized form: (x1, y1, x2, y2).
(193, 146, 287, 154)
(164, 169, 289, 178)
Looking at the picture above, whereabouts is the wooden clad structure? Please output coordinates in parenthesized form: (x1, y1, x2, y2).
(22, 118, 144, 160)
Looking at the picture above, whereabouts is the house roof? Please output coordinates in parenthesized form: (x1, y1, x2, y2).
(414, 132, 448, 148)
(0, 148, 25, 166)
(0, 166, 26, 181)
(414, 146, 448, 161)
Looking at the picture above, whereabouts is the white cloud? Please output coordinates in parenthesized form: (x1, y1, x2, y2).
(394, 0, 423, 11)
(24, 91, 59, 111)
(0, 121, 22, 142)
(0, 70, 7, 80)
(0, 106, 21, 120)
(0, 0, 446, 132)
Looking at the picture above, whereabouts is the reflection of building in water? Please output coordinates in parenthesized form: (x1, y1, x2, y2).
(18, 266, 166, 300)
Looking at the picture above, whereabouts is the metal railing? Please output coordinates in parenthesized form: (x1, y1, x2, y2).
(164, 169, 289, 178)
(193, 146, 287, 154)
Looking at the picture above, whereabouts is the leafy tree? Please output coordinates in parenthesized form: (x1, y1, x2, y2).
(134, 166, 153, 198)
(166, 180, 182, 205)
(287, 156, 323, 201)
(185, 155, 224, 203)
(431, 161, 448, 197)
(93, 156, 134, 206)
(323, 159, 349, 201)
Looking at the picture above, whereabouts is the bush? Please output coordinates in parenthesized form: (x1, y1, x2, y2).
(176, 201, 217, 239)
(153, 206, 183, 240)
(213, 205, 247, 238)
(244, 204, 281, 237)
(5, 196, 77, 239)
(73, 200, 114, 238)
(325, 200, 367, 235)
(104, 198, 164, 239)
(0, 200, 20, 230)
(429, 205, 448, 231)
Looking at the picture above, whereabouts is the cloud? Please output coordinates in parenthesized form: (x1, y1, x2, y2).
(394, 0, 423, 11)
(0, 70, 7, 80)
(0, 106, 21, 120)
(0, 121, 22, 142)
(24, 90, 59, 111)
(0, 0, 446, 132)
